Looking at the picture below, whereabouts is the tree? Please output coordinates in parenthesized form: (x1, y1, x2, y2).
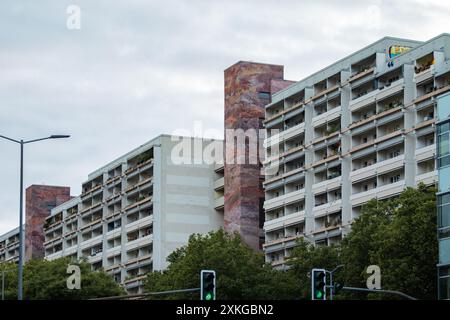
(340, 184, 438, 299)
(287, 184, 438, 300)
(144, 229, 301, 299)
(0, 257, 124, 300)
(287, 238, 341, 299)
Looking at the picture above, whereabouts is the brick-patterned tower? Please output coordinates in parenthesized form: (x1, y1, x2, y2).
(224, 61, 285, 250)
(25, 185, 71, 261)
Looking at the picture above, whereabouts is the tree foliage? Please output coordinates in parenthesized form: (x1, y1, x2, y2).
(144, 229, 301, 299)
(144, 185, 438, 300)
(0, 257, 124, 300)
(340, 184, 438, 299)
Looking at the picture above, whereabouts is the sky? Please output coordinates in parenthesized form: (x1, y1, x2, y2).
(0, 0, 449, 234)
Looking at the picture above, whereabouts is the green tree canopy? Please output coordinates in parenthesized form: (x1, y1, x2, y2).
(287, 184, 438, 300)
(340, 184, 438, 300)
(287, 239, 340, 299)
(144, 229, 301, 299)
(0, 257, 124, 300)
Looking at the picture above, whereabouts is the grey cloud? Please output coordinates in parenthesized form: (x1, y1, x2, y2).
(1, 0, 449, 233)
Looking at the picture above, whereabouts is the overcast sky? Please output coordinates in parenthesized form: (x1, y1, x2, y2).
(0, 0, 449, 234)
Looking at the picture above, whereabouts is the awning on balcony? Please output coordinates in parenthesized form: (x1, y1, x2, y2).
(351, 145, 376, 160)
(416, 125, 435, 138)
(351, 121, 376, 136)
(284, 106, 305, 122)
(376, 111, 403, 127)
(264, 179, 285, 191)
(284, 171, 305, 184)
(327, 159, 341, 169)
(377, 135, 404, 152)
(265, 116, 284, 128)
(416, 99, 435, 112)
(284, 150, 305, 163)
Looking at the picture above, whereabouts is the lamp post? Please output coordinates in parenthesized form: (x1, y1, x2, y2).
(0, 134, 70, 300)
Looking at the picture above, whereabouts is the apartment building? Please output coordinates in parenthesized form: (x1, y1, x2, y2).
(43, 134, 224, 293)
(262, 34, 450, 268)
(437, 92, 450, 300)
(0, 185, 71, 264)
(0, 227, 21, 263)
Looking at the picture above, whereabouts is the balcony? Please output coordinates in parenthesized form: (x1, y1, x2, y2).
(350, 88, 378, 112)
(125, 178, 153, 195)
(377, 78, 404, 101)
(124, 195, 152, 212)
(125, 215, 153, 233)
(214, 162, 224, 173)
(125, 158, 154, 176)
(412, 84, 450, 106)
(312, 176, 341, 194)
(313, 199, 342, 217)
(350, 180, 405, 206)
(312, 106, 342, 128)
(265, 122, 305, 148)
(351, 154, 405, 183)
(347, 67, 375, 84)
(126, 235, 153, 252)
(415, 170, 437, 186)
(214, 177, 224, 191)
(214, 196, 224, 210)
(415, 144, 436, 162)
(264, 188, 305, 211)
(264, 210, 305, 233)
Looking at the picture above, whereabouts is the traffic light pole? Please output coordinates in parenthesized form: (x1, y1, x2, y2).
(340, 286, 417, 300)
(326, 265, 344, 301)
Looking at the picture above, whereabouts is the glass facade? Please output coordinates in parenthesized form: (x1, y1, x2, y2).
(437, 93, 450, 299)
(437, 94, 450, 120)
(439, 266, 450, 300)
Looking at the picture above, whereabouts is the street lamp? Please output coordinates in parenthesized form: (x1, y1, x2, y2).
(0, 134, 70, 300)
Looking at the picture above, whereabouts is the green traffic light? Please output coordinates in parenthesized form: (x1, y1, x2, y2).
(316, 291, 323, 299)
(205, 292, 213, 300)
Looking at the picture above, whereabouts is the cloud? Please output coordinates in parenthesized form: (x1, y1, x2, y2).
(0, 0, 449, 234)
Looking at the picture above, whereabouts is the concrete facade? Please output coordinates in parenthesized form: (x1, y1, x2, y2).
(43, 135, 224, 293)
(263, 34, 450, 268)
(0, 227, 21, 263)
(0, 185, 71, 263)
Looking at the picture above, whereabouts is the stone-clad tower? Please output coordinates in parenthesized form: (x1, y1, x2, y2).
(25, 185, 71, 260)
(223, 61, 285, 250)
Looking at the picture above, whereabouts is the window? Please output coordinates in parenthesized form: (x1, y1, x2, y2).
(438, 94, 450, 120)
(439, 238, 450, 264)
(438, 193, 450, 236)
(439, 266, 450, 300)
(258, 92, 271, 100)
(440, 168, 450, 193)
(438, 121, 450, 169)
(390, 175, 401, 183)
(390, 150, 400, 158)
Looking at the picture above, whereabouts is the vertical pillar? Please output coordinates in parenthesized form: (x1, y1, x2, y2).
(224, 61, 284, 250)
(25, 185, 71, 261)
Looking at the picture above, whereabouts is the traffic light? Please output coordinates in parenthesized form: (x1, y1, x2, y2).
(333, 282, 343, 295)
(311, 268, 326, 300)
(200, 270, 216, 301)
